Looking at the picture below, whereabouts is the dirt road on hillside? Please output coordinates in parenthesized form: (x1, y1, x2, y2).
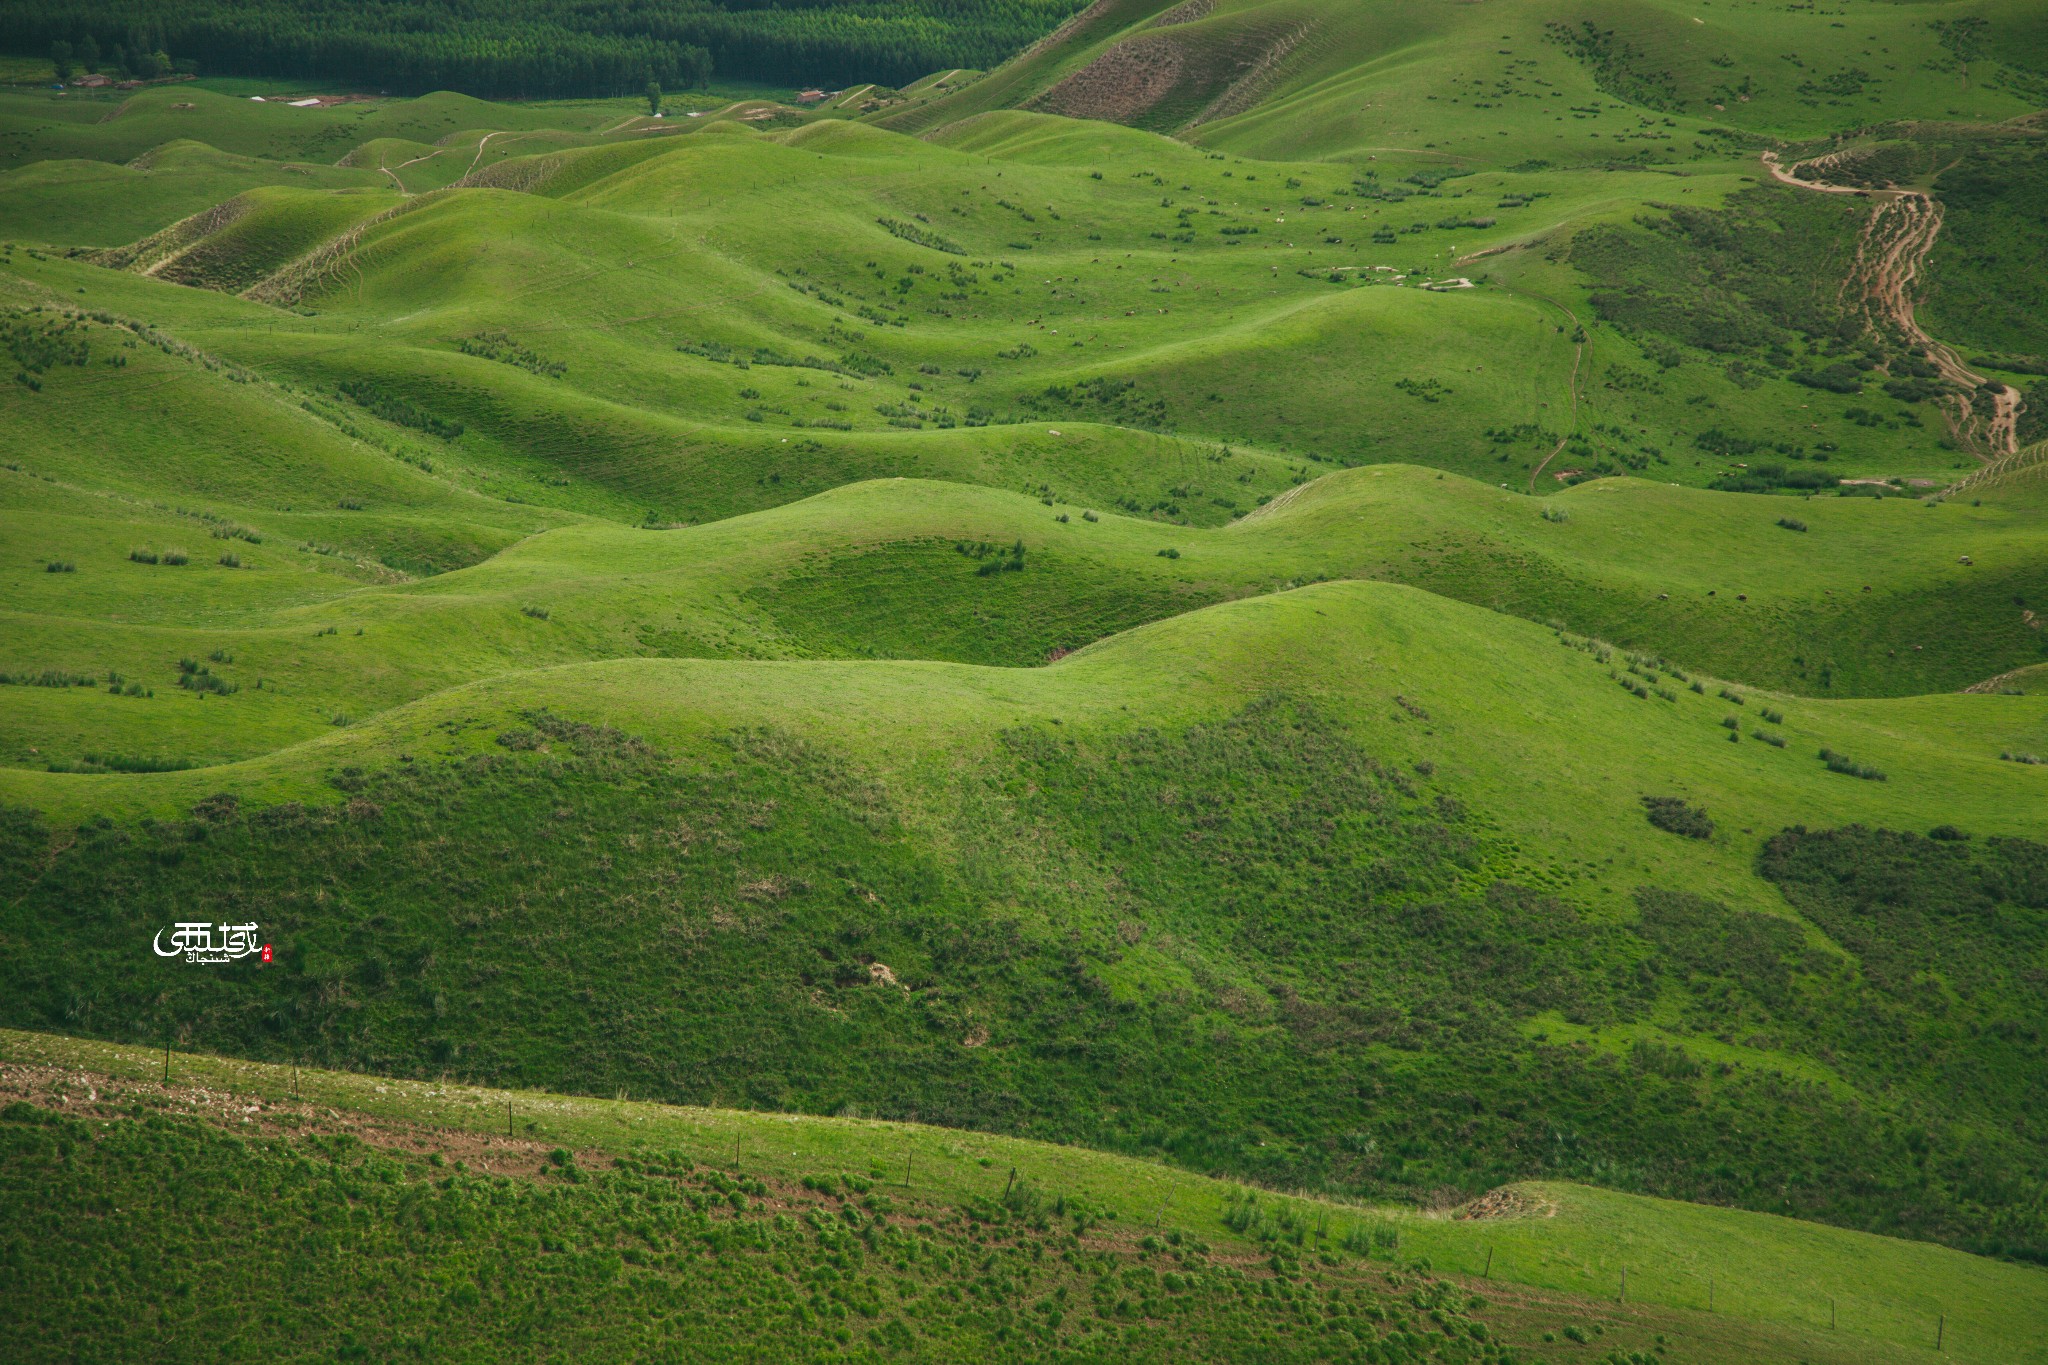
(1762, 151, 2020, 461)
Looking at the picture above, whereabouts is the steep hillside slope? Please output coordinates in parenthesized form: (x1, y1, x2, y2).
(89, 184, 402, 293)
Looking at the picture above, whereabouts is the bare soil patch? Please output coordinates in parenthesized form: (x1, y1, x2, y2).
(1456, 1185, 1560, 1220)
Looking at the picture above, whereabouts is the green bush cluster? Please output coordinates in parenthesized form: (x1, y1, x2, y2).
(1640, 796, 1713, 840)
(337, 378, 465, 441)
(458, 331, 565, 379)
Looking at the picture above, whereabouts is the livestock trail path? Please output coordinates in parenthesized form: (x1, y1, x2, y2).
(1439, 244, 1591, 496)
(1522, 293, 1586, 494)
(1762, 150, 2022, 462)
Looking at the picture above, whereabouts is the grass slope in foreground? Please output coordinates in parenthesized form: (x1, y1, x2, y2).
(3, 1030, 2042, 1365)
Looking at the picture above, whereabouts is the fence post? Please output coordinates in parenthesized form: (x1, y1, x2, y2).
(1619, 1266, 1627, 1305)
(1483, 1246, 1493, 1279)
(1937, 1314, 1945, 1351)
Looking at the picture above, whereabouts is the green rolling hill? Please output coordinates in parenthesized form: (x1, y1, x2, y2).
(3, 458, 2045, 774)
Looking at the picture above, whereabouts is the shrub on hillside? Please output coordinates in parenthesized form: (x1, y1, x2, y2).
(1641, 795, 1714, 839)
(1818, 748, 1885, 781)
(337, 379, 464, 440)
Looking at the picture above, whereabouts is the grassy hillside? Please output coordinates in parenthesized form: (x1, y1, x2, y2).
(90, 183, 403, 292)
(3, 1029, 2042, 1364)
(3, 583, 2044, 1267)
(2, 0, 2046, 1350)
(0, 109, 2000, 517)
(0, 141, 388, 247)
(0, 86, 628, 171)
(884, 0, 2048, 162)
(3, 34, 2031, 550)
(5, 454, 2046, 772)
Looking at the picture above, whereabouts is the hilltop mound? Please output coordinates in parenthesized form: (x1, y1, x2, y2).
(0, 142, 384, 246)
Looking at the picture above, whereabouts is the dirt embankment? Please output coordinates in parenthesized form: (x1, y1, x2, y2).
(1028, 33, 1189, 123)
(1154, 0, 1216, 25)
(1762, 150, 2021, 460)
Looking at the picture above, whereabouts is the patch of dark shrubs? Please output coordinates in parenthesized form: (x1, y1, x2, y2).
(1642, 795, 1714, 839)
(1710, 463, 1837, 494)
(957, 539, 1026, 576)
(1818, 748, 1885, 781)
(176, 658, 238, 695)
(337, 379, 464, 440)
(1791, 362, 1863, 394)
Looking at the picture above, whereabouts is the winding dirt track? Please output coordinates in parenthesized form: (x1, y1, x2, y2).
(1761, 151, 2020, 462)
